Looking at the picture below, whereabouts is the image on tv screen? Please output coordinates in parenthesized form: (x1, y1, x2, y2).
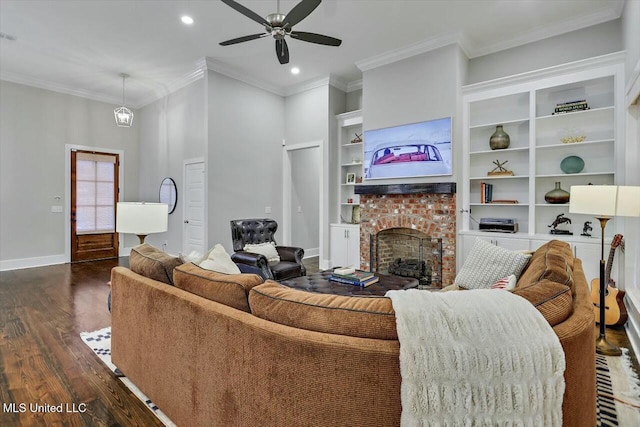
(364, 117, 452, 180)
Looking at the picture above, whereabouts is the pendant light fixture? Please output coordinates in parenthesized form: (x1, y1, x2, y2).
(114, 73, 134, 128)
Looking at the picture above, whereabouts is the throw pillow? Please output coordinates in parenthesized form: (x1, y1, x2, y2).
(198, 244, 241, 275)
(490, 274, 517, 290)
(454, 238, 531, 290)
(243, 242, 281, 266)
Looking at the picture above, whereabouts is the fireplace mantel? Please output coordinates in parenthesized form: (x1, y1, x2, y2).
(354, 182, 456, 195)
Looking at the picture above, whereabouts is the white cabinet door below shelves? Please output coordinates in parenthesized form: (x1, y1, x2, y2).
(330, 225, 360, 268)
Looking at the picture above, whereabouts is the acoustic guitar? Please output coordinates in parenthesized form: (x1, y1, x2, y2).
(591, 234, 627, 326)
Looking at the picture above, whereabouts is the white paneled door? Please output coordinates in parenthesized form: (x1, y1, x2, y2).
(183, 160, 205, 256)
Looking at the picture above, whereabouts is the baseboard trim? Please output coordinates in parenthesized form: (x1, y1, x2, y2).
(303, 247, 320, 259)
(0, 254, 66, 271)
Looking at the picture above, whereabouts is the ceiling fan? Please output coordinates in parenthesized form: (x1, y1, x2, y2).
(219, 0, 342, 65)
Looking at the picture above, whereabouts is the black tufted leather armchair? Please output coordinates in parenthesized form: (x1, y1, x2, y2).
(230, 218, 306, 281)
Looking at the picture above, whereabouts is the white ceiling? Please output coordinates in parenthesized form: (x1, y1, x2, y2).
(0, 0, 624, 108)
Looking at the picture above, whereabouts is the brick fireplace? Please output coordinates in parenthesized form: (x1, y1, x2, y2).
(355, 183, 456, 287)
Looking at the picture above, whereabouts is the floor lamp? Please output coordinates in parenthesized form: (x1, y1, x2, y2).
(569, 185, 640, 356)
(116, 202, 168, 244)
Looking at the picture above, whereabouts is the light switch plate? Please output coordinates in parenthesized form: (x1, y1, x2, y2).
(51, 205, 63, 213)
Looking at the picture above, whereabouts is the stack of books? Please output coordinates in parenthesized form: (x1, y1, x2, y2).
(552, 100, 589, 115)
(329, 268, 379, 287)
(480, 182, 493, 203)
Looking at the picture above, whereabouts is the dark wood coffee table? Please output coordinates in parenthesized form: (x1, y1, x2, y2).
(279, 270, 418, 297)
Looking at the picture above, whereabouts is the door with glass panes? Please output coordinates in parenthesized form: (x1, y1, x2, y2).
(70, 150, 119, 261)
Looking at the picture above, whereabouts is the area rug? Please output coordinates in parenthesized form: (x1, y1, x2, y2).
(80, 327, 176, 427)
(82, 327, 640, 426)
(596, 349, 640, 426)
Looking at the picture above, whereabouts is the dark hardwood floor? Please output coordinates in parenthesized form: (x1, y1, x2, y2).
(0, 257, 164, 427)
(1, 255, 637, 426)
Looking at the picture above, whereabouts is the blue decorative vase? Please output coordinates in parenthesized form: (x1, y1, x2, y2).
(560, 156, 584, 174)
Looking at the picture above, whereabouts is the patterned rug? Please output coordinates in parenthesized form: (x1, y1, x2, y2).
(82, 327, 640, 426)
(596, 349, 640, 426)
(80, 327, 175, 427)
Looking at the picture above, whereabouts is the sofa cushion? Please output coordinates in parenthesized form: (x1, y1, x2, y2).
(454, 238, 530, 290)
(517, 240, 574, 289)
(513, 279, 573, 326)
(243, 242, 280, 266)
(249, 281, 398, 340)
(173, 262, 263, 312)
(129, 244, 182, 285)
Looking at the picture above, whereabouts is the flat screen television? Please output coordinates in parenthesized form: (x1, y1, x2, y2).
(363, 117, 452, 180)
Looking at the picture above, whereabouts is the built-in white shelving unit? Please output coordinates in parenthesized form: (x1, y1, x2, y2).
(461, 54, 625, 282)
(331, 110, 363, 267)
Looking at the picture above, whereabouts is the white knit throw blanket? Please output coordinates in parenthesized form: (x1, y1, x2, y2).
(386, 289, 565, 427)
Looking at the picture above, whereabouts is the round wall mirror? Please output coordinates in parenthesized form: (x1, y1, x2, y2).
(159, 177, 177, 214)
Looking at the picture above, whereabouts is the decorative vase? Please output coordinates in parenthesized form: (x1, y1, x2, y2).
(560, 156, 585, 174)
(489, 125, 510, 150)
(545, 182, 570, 204)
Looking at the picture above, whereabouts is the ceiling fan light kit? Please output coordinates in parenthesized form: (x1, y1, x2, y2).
(219, 0, 341, 65)
(114, 73, 133, 128)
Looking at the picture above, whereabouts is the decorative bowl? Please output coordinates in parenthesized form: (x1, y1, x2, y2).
(560, 156, 585, 174)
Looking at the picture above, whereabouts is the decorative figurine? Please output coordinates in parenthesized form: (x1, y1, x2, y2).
(581, 221, 593, 237)
(351, 133, 363, 144)
(487, 159, 514, 176)
(548, 213, 573, 235)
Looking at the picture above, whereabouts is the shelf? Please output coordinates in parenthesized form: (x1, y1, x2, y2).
(469, 118, 529, 130)
(470, 147, 529, 155)
(341, 163, 363, 168)
(470, 203, 528, 206)
(536, 139, 613, 150)
(536, 105, 614, 121)
(342, 142, 363, 148)
(535, 172, 613, 178)
(341, 203, 360, 207)
(535, 203, 568, 207)
(470, 175, 529, 180)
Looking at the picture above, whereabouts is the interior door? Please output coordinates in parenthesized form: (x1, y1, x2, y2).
(183, 160, 205, 255)
(70, 150, 119, 262)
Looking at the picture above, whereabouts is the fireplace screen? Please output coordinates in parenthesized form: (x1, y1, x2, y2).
(370, 229, 443, 288)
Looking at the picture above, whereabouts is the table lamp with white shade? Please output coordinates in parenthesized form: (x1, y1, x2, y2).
(116, 202, 168, 244)
(569, 185, 640, 356)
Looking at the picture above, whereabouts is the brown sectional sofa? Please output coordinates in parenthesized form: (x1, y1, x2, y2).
(111, 240, 595, 426)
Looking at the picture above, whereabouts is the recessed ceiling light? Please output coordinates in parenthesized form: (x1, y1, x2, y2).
(181, 15, 194, 25)
(291, 67, 300, 75)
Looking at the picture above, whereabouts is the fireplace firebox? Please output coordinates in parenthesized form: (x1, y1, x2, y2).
(370, 228, 442, 288)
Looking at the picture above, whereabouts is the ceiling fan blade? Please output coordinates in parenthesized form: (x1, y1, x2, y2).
(221, 0, 270, 28)
(276, 39, 290, 64)
(282, 0, 321, 29)
(220, 33, 268, 46)
(290, 31, 342, 46)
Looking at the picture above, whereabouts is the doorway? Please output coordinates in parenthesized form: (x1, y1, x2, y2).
(70, 150, 119, 262)
(183, 158, 206, 256)
(282, 141, 322, 259)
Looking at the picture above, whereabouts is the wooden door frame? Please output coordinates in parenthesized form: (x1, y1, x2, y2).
(64, 145, 125, 263)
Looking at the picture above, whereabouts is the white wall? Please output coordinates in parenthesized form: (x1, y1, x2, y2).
(137, 78, 206, 254)
(622, 0, 640, 84)
(0, 80, 139, 269)
(207, 70, 285, 253)
(467, 19, 622, 84)
(346, 89, 362, 112)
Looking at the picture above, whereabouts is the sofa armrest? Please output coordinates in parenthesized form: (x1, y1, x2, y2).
(231, 251, 273, 280)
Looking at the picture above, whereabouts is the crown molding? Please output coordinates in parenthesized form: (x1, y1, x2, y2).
(347, 80, 362, 92)
(462, 51, 625, 94)
(468, 3, 623, 58)
(356, 32, 467, 72)
(0, 70, 126, 107)
(204, 57, 285, 96)
(136, 63, 206, 108)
